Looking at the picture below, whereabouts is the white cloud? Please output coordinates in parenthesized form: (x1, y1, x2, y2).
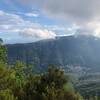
(43, 0, 100, 37)
(25, 13, 39, 17)
(0, 10, 24, 25)
(0, 10, 56, 43)
(4, 0, 100, 37)
(20, 28, 56, 39)
(17, 11, 39, 17)
(4, 0, 99, 38)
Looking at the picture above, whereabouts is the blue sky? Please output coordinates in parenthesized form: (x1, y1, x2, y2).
(0, 0, 100, 44)
(0, 0, 72, 44)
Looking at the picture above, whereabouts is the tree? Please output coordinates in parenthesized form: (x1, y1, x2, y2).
(0, 62, 17, 100)
(0, 89, 16, 100)
(0, 38, 7, 63)
(24, 66, 84, 100)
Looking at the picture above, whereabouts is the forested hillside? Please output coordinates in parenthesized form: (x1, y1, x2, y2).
(7, 35, 100, 72)
(0, 39, 87, 100)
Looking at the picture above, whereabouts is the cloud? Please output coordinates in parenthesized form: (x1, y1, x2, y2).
(0, 10, 23, 25)
(24, 12, 39, 17)
(17, 11, 39, 17)
(43, 0, 100, 37)
(9, 0, 100, 37)
(6, 0, 45, 9)
(44, 25, 77, 36)
(44, 0, 100, 22)
(20, 28, 56, 39)
(0, 10, 56, 43)
(20, 0, 45, 7)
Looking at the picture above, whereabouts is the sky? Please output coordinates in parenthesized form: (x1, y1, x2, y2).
(0, 0, 100, 44)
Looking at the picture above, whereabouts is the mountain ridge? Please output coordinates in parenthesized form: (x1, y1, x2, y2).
(6, 35, 100, 72)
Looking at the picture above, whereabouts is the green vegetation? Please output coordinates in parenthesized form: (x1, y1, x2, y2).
(0, 62, 84, 100)
(0, 39, 7, 63)
(0, 39, 99, 100)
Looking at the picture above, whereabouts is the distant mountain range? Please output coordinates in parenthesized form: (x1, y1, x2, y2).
(7, 35, 100, 71)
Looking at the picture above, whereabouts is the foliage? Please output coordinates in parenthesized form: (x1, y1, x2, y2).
(0, 61, 85, 100)
(0, 89, 17, 100)
(0, 38, 7, 63)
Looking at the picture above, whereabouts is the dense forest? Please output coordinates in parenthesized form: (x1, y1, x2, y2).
(0, 39, 99, 100)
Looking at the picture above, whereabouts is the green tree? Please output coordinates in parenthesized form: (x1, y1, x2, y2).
(0, 62, 17, 100)
(24, 66, 84, 100)
(0, 89, 16, 100)
(0, 38, 7, 63)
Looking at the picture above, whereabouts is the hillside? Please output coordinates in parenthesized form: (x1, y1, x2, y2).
(7, 35, 100, 71)
(6, 35, 100, 97)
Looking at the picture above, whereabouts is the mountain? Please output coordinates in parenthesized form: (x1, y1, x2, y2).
(6, 35, 100, 71)
(6, 35, 100, 97)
